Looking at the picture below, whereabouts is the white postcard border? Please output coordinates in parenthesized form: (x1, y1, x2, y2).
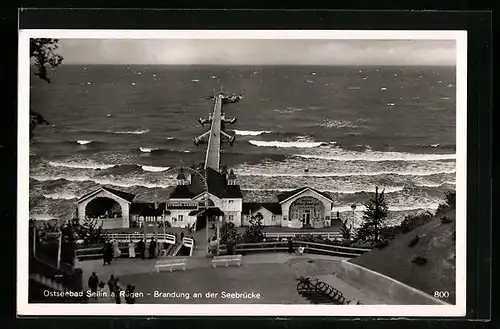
(18, 29, 467, 317)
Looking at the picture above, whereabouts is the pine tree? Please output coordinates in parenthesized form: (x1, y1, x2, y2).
(357, 186, 389, 244)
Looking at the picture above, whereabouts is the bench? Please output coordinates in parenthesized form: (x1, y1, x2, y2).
(154, 258, 187, 273)
(212, 254, 242, 268)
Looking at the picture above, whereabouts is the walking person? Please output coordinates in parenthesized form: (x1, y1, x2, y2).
(114, 278, 122, 304)
(125, 284, 136, 304)
(87, 272, 99, 300)
(128, 240, 136, 258)
(180, 231, 184, 241)
(107, 275, 116, 299)
(287, 237, 293, 253)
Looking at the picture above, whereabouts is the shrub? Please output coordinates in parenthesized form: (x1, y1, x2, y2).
(440, 216, 453, 224)
(412, 256, 427, 266)
(408, 235, 420, 247)
(374, 240, 389, 249)
(444, 190, 456, 208)
(400, 211, 433, 234)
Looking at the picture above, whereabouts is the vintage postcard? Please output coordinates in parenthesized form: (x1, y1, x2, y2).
(18, 30, 466, 316)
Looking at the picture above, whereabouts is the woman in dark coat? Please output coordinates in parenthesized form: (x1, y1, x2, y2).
(103, 241, 113, 265)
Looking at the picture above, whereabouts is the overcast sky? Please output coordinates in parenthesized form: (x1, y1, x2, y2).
(57, 39, 456, 66)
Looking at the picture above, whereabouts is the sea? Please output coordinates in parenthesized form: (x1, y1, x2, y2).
(29, 65, 456, 227)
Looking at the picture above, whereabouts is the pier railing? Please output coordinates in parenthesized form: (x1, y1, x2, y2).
(219, 240, 370, 258)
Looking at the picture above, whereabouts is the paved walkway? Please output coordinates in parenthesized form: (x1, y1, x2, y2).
(80, 252, 400, 305)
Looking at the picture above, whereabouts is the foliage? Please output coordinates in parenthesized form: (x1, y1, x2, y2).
(30, 38, 64, 83)
(30, 38, 64, 140)
(435, 190, 456, 215)
(408, 235, 420, 247)
(374, 240, 389, 249)
(399, 211, 434, 234)
(356, 186, 389, 244)
(440, 216, 453, 224)
(444, 190, 456, 208)
(60, 222, 76, 265)
(295, 234, 372, 249)
(74, 217, 108, 246)
(243, 212, 265, 243)
(412, 256, 428, 266)
(220, 221, 241, 246)
(340, 220, 353, 240)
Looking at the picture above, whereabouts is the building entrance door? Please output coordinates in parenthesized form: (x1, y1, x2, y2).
(303, 210, 311, 226)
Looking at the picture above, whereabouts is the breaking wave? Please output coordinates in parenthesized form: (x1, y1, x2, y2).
(43, 192, 78, 200)
(294, 149, 456, 162)
(233, 130, 271, 136)
(139, 147, 190, 154)
(236, 169, 455, 178)
(114, 129, 149, 135)
(139, 147, 161, 153)
(249, 140, 324, 148)
(48, 161, 116, 170)
(141, 165, 171, 172)
(77, 140, 93, 145)
(334, 203, 441, 213)
(243, 186, 405, 194)
(31, 175, 174, 189)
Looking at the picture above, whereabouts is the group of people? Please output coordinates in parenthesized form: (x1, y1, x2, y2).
(102, 230, 196, 265)
(88, 272, 136, 304)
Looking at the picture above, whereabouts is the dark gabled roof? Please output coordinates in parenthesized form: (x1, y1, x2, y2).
(221, 185, 243, 199)
(129, 202, 167, 216)
(242, 202, 282, 215)
(188, 209, 204, 216)
(276, 187, 333, 203)
(169, 185, 195, 199)
(78, 186, 135, 203)
(206, 167, 227, 198)
(201, 207, 225, 217)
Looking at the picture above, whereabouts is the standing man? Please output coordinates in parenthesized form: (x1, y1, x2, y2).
(149, 237, 157, 259)
(287, 237, 293, 254)
(88, 272, 99, 299)
(137, 238, 145, 260)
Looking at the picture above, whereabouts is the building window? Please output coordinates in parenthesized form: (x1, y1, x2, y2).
(229, 215, 234, 221)
(271, 215, 276, 221)
(178, 215, 183, 221)
(229, 200, 234, 204)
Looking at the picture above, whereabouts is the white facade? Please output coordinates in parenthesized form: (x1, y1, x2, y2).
(242, 207, 281, 227)
(280, 189, 333, 229)
(221, 198, 243, 226)
(77, 188, 130, 229)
